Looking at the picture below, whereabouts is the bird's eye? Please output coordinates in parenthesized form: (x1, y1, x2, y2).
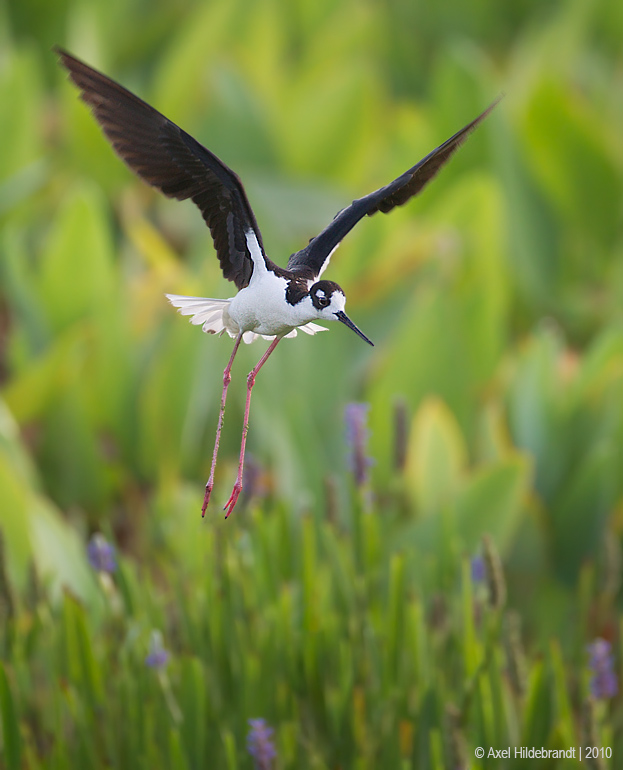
(312, 289, 331, 309)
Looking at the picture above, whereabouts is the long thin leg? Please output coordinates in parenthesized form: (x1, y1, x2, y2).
(202, 332, 244, 516)
(223, 336, 281, 518)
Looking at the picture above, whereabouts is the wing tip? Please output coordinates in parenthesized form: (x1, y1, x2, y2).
(473, 93, 504, 127)
(54, 46, 86, 74)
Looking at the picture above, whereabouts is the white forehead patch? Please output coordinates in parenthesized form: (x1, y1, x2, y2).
(316, 289, 326, 299)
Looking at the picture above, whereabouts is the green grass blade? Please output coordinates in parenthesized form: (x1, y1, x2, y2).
(0, 663, 21, 770)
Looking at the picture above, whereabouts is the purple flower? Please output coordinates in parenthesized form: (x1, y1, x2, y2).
(344, 403, 373, 487)
(587, 638, 618, 699)
(243, 453, 270, 501)
(471, 555, 486, 583)
(87, 533, 116, 574)
(247, 718, 277, 769)
(145, 631, 170, 670)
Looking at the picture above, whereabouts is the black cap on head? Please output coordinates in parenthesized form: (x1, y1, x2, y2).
(310, 280, 343, 310)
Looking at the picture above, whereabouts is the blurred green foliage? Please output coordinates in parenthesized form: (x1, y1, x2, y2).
(1, 0, 623, 765)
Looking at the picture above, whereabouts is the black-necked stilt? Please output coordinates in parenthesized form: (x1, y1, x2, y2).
(57, 48, 498, 518)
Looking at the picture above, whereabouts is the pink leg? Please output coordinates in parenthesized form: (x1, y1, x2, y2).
(202, 333, 244, 517)
(223, 337, 281, 518)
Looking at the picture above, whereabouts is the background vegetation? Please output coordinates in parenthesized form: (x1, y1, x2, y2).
(1, 0, 623, 766)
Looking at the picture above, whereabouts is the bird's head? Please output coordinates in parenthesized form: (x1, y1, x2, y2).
(309, 280, 374, 346)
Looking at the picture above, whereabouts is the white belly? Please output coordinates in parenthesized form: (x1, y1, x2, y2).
(227, 275, 312, 336)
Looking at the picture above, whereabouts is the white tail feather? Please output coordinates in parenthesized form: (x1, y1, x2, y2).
(166, 294, 231, 336)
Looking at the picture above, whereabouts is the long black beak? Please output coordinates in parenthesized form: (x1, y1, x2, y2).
(335, 311, 374, 346)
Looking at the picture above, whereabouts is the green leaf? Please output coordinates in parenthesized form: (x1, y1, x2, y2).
(573, 323, 623, 397)
(38, 184, 116, 333)
(405, 397, 467, 516)
(222, 728, 238, 770)
(29, 498, 99, 606)
(152, 2, 238, 125)
(549, 442, 618, 583)
(521, 660, 552, 748)
(369, 288, 476, 481)
(0, 449, 32, 590)
(523, 80, 620, 250)
(454, 455, 531, 553)
(2, 325, 88, 424)
(494, 120, 559, 305)
(179, 658, 207, 768)
(549, 639, 576, 746)
(507, 329, 566, 500)
(70, 600, 103, 711)
(0, 48, 42, 182)
(0, 662, 21, 770)
(384, 553, 406, 687)
(461, 559, 479, 680)
(168, 729, 190, 770)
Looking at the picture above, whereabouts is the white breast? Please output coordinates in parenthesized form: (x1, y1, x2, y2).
(228, 273, 310, 336)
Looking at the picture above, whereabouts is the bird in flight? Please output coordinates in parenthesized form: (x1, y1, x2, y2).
(56, 48, 498, 518)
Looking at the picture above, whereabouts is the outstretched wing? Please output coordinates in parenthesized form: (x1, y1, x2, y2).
(56, 48, 267, 290)
(287, 98, 500, 279)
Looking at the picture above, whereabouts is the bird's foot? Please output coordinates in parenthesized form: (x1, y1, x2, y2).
(201, 483, 213, 518)
(223, 483, 242, 519)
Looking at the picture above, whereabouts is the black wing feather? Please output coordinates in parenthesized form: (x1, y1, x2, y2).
(287, 98, 500, 279)
(56, 48, 265, 290)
